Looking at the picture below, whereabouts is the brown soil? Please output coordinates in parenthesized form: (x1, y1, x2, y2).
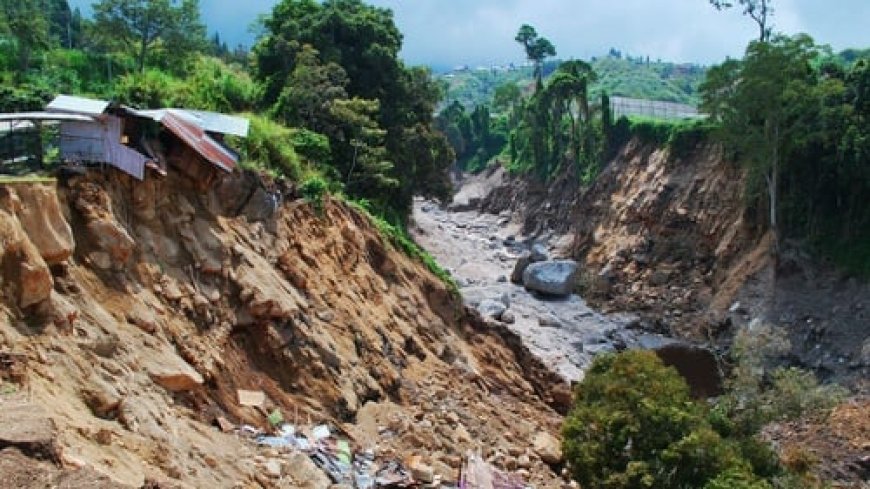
(0, 168, 569, 488)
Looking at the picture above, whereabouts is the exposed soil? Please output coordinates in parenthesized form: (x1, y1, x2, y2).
(0, 169, 571, 488)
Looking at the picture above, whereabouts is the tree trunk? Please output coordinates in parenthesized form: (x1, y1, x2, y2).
(138, 35, 149, 73)
(769, 123, 780, 258)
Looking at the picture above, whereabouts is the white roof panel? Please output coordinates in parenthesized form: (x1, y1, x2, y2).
(47, 95, 110, 117)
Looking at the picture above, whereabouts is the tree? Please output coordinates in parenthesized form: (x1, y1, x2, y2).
(709, 0, 773, 42)
(256, 0, 453, 219)
(515, 24, 556, 90)
(92, 0, 205, 72)
(1, 0, 50, 74)
(701, 34, 820, 255)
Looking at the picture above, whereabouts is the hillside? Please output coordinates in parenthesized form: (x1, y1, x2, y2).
(0, 168, 569, 487)
(440, 56, 707, 109)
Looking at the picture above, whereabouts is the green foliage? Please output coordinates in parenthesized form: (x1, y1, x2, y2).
(255, 0, 454, 221)
(438, 56, 706, 111)
(113, 68, 190, 108)
(232, 113, 305, 181)
(563, 351, 758, 489)
(718, 324, 847, 437)
(91, 0, 206, 73)
(113, 56, 257, 111)
(702, 35, 870, 276)
(347, 199, 458, 294)
(300, 174, 328, 212)
(436, 102, 507, 173)
(610, 116, 716, 157)
(183, 57, 257, 113)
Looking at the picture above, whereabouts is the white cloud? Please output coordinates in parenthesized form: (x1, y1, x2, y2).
(69, 0, 870, 66)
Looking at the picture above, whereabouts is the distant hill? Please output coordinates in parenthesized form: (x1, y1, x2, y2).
(438, 55, 708, 110)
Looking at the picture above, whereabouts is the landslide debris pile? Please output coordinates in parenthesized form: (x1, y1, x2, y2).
(0, 169, 568, 488)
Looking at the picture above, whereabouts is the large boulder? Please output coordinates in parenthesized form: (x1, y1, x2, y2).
(522, 260, 580, 297)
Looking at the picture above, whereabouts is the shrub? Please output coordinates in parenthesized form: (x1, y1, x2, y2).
(561, 350, 798, 489)
(300, 175, 328, 211)
(563, 351, 746, 488)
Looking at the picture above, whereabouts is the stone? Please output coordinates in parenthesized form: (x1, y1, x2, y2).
(14, 185, 75, 265)
(411, 463, 434, 484)
(263, 458, 283, 478)
(516, 454, 532, 469)
(19, 254, 53, 309)
(510, 252, 533, 284)
(477, 299, 507, 320)
(87, 219, 136, 265)
(82, 378, 122, 418)
(523, 260, 580, 296)
(145, 350, 204, 392)
(501, 310, 516, 324)
(533, 432, 563, 464)
(0, 403, 55, 455)
(538, 314, 563, 328)
(530, 243, 549, 262)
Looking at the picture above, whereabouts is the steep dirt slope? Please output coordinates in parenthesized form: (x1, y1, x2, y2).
(0, 169, 568, 488)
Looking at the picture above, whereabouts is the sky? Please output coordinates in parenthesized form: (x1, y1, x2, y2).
(70, 0, 870, 68)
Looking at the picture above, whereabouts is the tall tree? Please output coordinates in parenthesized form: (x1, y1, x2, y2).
(709, 0, 773, 42)
(256, 0, 453, 218)
(515, 24, 556, 90)
(701, 34, 820, 254)
(92, 0, 205, 72)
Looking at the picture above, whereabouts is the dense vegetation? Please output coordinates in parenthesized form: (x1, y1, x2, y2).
(440, 55, 706, 110)
(564, 345, 843, 489)
(701, 34, 870, 275)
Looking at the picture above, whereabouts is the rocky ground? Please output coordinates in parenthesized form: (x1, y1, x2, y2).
(0, 170, 574, 488)
(411, 198, 673, 383)
(440, 138, 869, 487)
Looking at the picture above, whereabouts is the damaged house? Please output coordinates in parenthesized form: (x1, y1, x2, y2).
(1, 95, 249, 188)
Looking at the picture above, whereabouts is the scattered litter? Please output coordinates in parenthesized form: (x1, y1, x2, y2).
(312, 424, 331, 440)
(237, 389, 266, 407)
(267, 409, 284, 426)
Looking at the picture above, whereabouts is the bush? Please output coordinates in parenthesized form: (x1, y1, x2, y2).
(300, 175, 328, 211)
(563, 351, 748, 488)
(232, 114, 312, 181)
(561, 350, 797, 489)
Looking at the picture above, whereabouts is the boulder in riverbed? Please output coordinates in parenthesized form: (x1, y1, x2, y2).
(477, 299, 507, 320)
(523, 260, 580, 297)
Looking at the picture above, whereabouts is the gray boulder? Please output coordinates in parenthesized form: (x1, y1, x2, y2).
(523, 260, 580, 296)
(477, 299, 507, 320)
(530, 243, 549, 262)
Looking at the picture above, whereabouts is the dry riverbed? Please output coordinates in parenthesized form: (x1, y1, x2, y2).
(411, 196, 669, 382)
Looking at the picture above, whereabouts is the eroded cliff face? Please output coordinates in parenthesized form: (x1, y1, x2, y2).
(0, 170, 567, 488)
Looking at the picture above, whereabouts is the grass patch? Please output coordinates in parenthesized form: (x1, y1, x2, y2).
(346, 199, 458, 295)
(609, 115, 716, 158)
(0, 175, 56, 184)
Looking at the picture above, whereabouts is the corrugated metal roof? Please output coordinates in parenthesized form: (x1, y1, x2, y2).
(187, 110, 250, 137)
(159, 110, 237, 172)
(126, 108, 249, 137)
(46, 95, 110, 117)
(0, 112, 96, 123)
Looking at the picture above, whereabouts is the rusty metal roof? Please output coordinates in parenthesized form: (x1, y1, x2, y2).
(46, 95, 110, 117)
(126, 108, 249, 137)
(159, 110, 238, 172)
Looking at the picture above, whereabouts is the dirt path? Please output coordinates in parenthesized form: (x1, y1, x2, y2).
(411, 196, 664, 382)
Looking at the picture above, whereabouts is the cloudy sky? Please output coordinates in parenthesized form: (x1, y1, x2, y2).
(71, 0, 870, 67)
